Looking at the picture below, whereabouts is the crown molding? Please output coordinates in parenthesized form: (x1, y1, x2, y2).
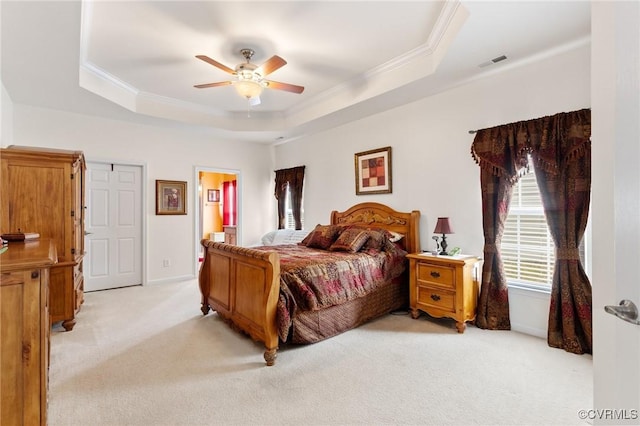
(77, 0, 467, 137)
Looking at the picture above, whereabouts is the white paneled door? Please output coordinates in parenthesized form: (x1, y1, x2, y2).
(85, 162, 142, 291)
(592, 2, 640, 423)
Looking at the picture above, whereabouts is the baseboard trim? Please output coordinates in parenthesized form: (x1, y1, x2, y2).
(146, 274, 195, 285)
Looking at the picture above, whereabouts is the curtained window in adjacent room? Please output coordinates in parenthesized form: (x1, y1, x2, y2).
(274, 166, 305, 230)
(222, 179, 237, 226)
(471, 108, 592, 354)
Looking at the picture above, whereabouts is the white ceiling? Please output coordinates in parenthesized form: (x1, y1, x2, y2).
(1, 1, 591, 144)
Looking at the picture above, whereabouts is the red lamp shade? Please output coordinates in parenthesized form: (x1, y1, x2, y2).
(433, 217, 454, 235)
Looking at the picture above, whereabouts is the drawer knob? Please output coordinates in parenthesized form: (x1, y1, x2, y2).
(31, 271, 39, 279)
(430, 294, 441, 302)
(430, 271, 440, 278)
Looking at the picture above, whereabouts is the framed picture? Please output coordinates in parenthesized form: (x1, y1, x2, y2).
(354, 146, 392, 195)
(207, 189, 220, 203)
(156, 180, 187, 215)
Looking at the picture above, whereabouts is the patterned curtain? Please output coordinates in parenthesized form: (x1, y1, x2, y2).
(529, 110, 592, 354)
(471, 108, 592, 354)
(274, 166, 305, 230)
(274, 170, 288, 229)
(475, 170, 514, 329)
(472, 124, 529, 330)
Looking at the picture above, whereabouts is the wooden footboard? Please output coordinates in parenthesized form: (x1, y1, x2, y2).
(199, 240, 281, 365)
(199, 202, 420, 366)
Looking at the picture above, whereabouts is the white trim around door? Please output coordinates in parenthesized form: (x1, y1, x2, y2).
(193, 166, 242, 277)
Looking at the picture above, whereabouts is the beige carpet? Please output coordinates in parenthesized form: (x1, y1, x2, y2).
(48, 280, 592, 426)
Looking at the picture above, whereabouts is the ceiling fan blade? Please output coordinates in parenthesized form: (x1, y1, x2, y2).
(195, 55, 236, 75)
(255, 55, 287, 77)
(264, 80, 305, 94)
(194, 81, 233, 89)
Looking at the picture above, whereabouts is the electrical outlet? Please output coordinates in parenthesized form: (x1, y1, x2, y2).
(162, 259, 170, 267)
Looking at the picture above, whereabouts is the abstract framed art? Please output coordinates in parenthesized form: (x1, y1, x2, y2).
(354, 146, 392, 195)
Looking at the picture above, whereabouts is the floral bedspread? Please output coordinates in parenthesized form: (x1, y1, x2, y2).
(251, 242, 407, 341)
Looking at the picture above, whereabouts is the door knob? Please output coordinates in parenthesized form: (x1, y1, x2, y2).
(604, 299, 640, 325)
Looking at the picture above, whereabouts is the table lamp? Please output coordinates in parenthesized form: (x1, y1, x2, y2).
(433, 217, 454, 255)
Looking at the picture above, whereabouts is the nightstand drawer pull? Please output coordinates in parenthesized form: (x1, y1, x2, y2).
(430, 294, 441, 302)
(430, 271, 441, 278)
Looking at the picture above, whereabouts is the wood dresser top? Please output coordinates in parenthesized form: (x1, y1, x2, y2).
(0, 239, 57, 273)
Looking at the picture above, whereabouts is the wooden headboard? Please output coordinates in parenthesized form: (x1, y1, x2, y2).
(330, 202, 421, 254)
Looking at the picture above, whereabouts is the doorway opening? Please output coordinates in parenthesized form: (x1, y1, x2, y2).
(194, 167, 240, 271)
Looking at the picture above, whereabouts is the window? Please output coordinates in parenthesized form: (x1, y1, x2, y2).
(284, 184, 304, 230)
(222, 180, 237, 226)
(502, 162, 587, 289)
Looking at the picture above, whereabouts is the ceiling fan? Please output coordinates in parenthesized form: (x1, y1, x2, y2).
(194, 48, 304, 105)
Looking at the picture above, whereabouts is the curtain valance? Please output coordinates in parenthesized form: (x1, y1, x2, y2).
(470, 108, 591, 183)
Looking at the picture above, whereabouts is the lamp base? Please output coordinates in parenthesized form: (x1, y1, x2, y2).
(439, 234, 448, 256)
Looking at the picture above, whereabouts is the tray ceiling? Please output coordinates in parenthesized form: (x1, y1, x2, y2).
(1, 1, 590, 143)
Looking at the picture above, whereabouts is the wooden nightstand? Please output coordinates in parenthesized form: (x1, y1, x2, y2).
(406, 253, 480, 333)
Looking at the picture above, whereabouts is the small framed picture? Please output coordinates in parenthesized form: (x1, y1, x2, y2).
(156, 180, 187, 215)
(354, 146, 392, 195)
(207, 189, 220, 203)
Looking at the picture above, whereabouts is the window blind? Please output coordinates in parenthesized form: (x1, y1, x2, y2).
(284, 185, 304, 230)
(502, 164, 586, 288)
(502, 168, 555, 288)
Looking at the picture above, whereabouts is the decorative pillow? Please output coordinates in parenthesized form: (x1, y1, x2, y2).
(305, 224, 342, 250)
(293, 230, 312, 244)
(261, 229, 311, 246)
(388, 230, 404, 243)
(359, 228, 386, 251)
(260, 230, 278, 245)
(329, 228, 370, 252)
(384, 238, 408, 257)
(300, 225, 319, 246)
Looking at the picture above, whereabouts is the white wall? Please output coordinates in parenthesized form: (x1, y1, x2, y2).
(1, 83, 14, 145)
(276, 44, 591, 337)
(8, 104, 275, 283)
(4, 43, 591, 337)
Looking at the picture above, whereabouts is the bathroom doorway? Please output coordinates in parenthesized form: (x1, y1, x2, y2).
(194, 167, 240, 270)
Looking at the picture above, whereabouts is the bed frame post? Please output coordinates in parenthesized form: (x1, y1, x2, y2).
(199, 240, 281, 366)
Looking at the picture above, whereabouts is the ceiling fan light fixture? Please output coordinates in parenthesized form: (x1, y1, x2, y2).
(234, 79, 264, 99)
(194, 48, 304, 101)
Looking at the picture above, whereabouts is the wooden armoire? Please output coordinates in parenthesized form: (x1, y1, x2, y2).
(1, 146, 86, 331)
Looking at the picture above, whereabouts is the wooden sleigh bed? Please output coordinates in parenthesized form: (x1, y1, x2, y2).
(199, 202, 421, 365)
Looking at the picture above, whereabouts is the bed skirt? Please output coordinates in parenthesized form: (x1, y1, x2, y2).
(289, 275, 409, 344)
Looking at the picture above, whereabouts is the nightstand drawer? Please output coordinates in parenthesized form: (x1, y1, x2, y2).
(416, 263, 454, 288)
(417, 287, 455, 312)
